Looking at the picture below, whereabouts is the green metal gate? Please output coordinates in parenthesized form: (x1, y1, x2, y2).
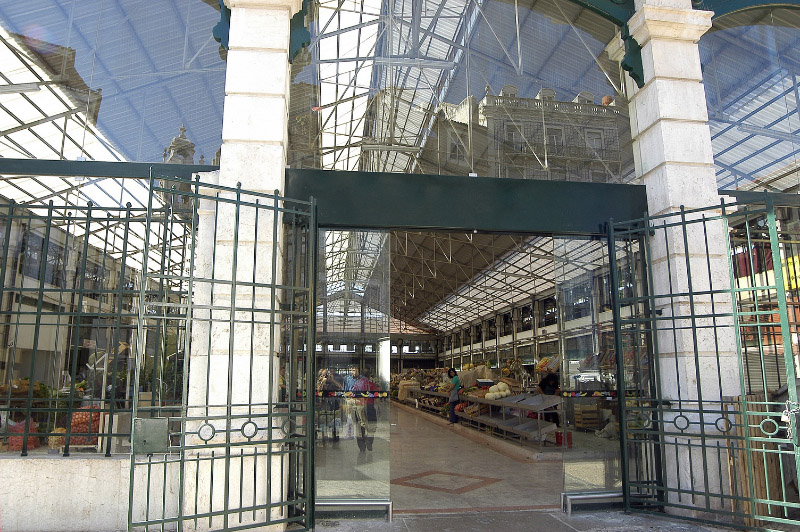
(128, 176, 316, 531)
(608, 197, 800, 530)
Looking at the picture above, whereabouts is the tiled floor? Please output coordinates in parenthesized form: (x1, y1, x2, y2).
(313, 508, 736, 532)
(388, 403, 564, 512)
(315, 403, 739, 531)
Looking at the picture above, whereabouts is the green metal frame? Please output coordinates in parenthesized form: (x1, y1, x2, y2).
(285, 168, 647, 234)
(0, 157, 218, 180)
(609, 197, 800, 530)
(0, 198, 158, 457)
(699, 0, 800, 19)
(127, 175, 316, 532)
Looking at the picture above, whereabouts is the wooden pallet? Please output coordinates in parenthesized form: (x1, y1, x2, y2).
(573, 403, 601, 430)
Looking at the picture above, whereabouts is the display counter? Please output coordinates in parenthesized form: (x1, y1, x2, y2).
(407, 388, 561, 448)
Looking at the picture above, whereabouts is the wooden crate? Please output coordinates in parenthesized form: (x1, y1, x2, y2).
(572, 402, 601, 430)
(725, 394, 784, 528)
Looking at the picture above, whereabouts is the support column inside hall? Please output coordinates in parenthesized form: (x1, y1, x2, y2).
(608, 0, 740, 517)
(186, 0, 299, 530)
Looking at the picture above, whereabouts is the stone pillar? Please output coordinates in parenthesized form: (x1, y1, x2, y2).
(185, 0, 299, 530)
(220, 0, 298, 193)
(608, 0, 740, 518)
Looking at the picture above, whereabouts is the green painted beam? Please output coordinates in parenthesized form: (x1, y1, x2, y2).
(285, 168, 648, 235)
(570, 0, 634, 26)
(701, 0, 800, 19)
(0, 158, 218, 179)
(720, 188, 800, 207)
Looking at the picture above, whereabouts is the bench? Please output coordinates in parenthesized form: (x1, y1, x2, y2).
(561, 491, 623, 515)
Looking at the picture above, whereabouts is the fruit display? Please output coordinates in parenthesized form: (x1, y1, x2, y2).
(391, 365, 494, 398)
(499, 357, 526, 382)
(390, 368, 448, 391)
(536, 354, 562, 373)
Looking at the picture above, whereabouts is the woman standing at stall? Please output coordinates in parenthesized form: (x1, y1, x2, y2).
(446, 368, 461, 425)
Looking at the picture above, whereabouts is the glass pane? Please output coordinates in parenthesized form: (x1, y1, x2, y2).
(315, 229, 391, 502)
(701, 8, 800, 192)
(290, 0, 634, 184)
(553, 235, 621, 493)
(0, 1, 225, 163)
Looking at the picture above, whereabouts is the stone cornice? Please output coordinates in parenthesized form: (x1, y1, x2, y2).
(225, 0, 303, 13)
(628, 5, 712, 46)
(605, 32, 624, 63)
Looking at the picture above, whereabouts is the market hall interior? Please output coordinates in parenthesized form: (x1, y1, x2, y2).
(313, 230, 625, 516)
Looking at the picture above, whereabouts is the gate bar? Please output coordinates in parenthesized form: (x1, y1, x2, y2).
(606, 217, 631, 512)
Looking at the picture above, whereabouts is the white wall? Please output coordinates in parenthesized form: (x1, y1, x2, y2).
(0, 456, 179, 532)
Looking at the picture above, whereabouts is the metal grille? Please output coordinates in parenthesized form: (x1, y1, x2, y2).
(0, 186, 184, 456)
(608, 198, 800, 530)
(123, 175, 315, 531)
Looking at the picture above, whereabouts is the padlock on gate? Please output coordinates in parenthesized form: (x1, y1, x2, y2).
(781, 400, 800, 439)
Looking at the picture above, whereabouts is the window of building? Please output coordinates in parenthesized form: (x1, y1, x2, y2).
(549, 161, 566, 181)
(517, 304, 533, 332)
(505, 124, 522, 151)
(561, 274, 593, 321)
(517, 344, 535, 365)
(565, 334, 592, 361)
(537, 88, 556, 101)
(546, 126, 564, 148)
(590, 162, 607, 183)
(585, 129, 603, 150)
(539, 297, 558, 327)
(500, 311, 513, 337)
(449, 136, 466, 162)
(485, 318, 497, 340)
(84, 261, 106, 302)
(540, 339, 558, 358)
(21, 231, 65, 287)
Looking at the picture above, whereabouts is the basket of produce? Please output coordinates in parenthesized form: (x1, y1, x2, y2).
(70, 406, 101, 445)
(49, 428, 67, 449)
(0, 378, 33, 397)
(8, 418, 40, 451)
(464, 403, 489, 416)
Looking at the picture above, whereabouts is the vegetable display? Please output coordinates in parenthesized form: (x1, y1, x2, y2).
(484, 381, 511, 400)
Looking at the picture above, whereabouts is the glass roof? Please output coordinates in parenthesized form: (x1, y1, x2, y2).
(701, 8, 800, 192)
(0, 1, 224, 271)
(3, 2, 800, 334)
